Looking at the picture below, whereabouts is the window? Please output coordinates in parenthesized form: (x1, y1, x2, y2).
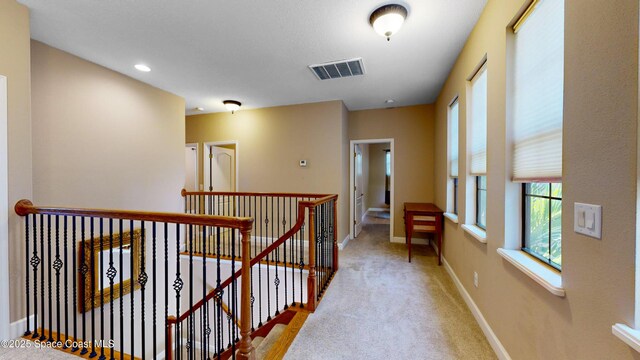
(512, 0, 564, 268)
(523, 183, 562, 269)
(448, 98, 459, 214)
(476, 176, 487, 229)
(469, 62, 487, 229)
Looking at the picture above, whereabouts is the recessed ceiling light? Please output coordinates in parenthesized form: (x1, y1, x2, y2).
(195, 107, 204, 111)
(385, 99, 395, 104)
(135, 64, 151, 72)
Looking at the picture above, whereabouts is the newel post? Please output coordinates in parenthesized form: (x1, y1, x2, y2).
(166, 316, 175, 360)
(237, 227, 256, 360)
(306, 206, 317, 312)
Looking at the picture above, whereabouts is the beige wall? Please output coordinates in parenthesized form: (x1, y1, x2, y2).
(185, 100, 350, 242)
(367, 143, 388, 209)
(434, 1, 640, 359)
(1, 0, 32, 323)
(31, 40, 185, 212)
(349, 104, 435, 238)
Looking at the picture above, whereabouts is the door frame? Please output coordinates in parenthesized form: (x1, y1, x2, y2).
(185, 142, 199, 191)
(0, 75, 9, 338)
(203, 140, 239, 191)
(349, 138, 395, 242)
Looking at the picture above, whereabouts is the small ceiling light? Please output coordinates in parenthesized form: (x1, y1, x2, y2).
(369, 4, 408, 41)
(385, 99, 395, 104)
(223, 100, 241, 114)
(135, 64, 151, 72)
(195, 107, 204, 111)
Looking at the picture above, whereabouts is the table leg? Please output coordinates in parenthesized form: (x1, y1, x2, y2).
(407, 215, 412, 263)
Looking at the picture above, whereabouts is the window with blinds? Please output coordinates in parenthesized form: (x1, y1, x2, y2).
(448, 99, 459, 178)
(511, 0, 564, 182)
(512, 0, 564, 269)
(469, 63, 487, 176)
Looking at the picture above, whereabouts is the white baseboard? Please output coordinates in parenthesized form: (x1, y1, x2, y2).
(442, 257, 511, 360)
(338, 235, 350, 250)
(391, 236, 430, 245)
(9, 315, 34, 339)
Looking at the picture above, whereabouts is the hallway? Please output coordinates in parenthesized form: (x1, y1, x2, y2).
(284, 221, 495, 359)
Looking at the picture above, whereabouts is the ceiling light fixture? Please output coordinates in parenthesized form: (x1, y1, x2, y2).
(385, 99, 395, 104)
(369, 4, 408, 41)
(134, 64, 151, 72)
(195, 107, 204, 112)
(223, 100, 241, 114)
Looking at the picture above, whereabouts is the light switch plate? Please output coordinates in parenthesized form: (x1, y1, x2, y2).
(299, 160, 307, 167)
(574, 203, 602, 239)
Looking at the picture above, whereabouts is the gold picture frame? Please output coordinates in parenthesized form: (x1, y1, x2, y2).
(78, 228, 144, 313)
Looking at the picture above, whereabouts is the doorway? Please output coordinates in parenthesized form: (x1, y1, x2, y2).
(350, 139, 394, 242)
(184, 143, 198, 191)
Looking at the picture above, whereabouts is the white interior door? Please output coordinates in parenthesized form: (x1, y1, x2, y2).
(184, 144, 198, 191)
(354, 144, 364, 237)
(205, 145, 236, 215)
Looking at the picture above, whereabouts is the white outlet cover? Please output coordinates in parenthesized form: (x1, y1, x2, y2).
(574, 202, 602, 239)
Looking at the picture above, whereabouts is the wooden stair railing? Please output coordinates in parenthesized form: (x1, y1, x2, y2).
(173, 191, 339, 358)
(14, 199, 254, 360)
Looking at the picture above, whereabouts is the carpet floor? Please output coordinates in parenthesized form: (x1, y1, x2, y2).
(283, 222, 496, 360)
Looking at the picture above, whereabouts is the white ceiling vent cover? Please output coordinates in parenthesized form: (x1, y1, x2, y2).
(309, 58, 365, 80)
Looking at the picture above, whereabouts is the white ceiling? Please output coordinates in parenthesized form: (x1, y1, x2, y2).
(19, 0, 486, 114)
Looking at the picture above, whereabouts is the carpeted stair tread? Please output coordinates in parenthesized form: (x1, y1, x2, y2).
(254, 323, 286, 359)
(252, 336, 265, 349)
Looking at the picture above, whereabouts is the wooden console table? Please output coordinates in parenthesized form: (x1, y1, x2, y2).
(403, 203, 444, 265)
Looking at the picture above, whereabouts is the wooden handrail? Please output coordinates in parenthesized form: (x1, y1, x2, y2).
(14, 199, 253, 231)
(181, 189, 331, 199)
(169, 194, 338, 324)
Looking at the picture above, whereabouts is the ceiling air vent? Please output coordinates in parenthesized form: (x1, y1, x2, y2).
(309, 58, 365, 80)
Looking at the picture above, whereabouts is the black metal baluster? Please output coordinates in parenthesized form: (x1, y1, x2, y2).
(214, 226, 222, 356)
(152, 222, 157, 360)
(164, 222, 169, 360)
(299, 210, 305, 307)
(24, 215, 31, 336)
(140, 221, 147, 360)
(232, 229, 238, 345)
(89, 217, 96, 356)
(188, 224, 194, 360)
(31, 214, 39, 339)
(99, 218, 105, 360)
(80, 217, 87, 353)
(290, 198, 296, 307)
(108, 219, 115, 360)
(226, 284, 231, 350)
(47, 214, 53, 342)
(174, 224, 183, 360)
(63, 216, 69, 347)
(274, 197, 280, 315)
(202, 225, 209, 360)
(284, 197, 289, 310)
(72, 216, 78, 351)
(266, 197, 272, 321)
(130, 221, 135, 359)
(53, 215, 60, 343)
(119, 220, 124, 360)
(258, 197, 263, 327)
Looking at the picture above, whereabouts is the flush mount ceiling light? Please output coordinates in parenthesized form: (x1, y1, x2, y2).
(195, 107, 204, 112)
(223, 100, 241, 114)
(134, 64, 151, 72)
(369, 4, 408, 41)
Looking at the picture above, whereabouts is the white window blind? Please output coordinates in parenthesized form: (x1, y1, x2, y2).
(469, 64, 487, 176)
(449, 99, 459, 177)
(512, 0, 564, 182)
